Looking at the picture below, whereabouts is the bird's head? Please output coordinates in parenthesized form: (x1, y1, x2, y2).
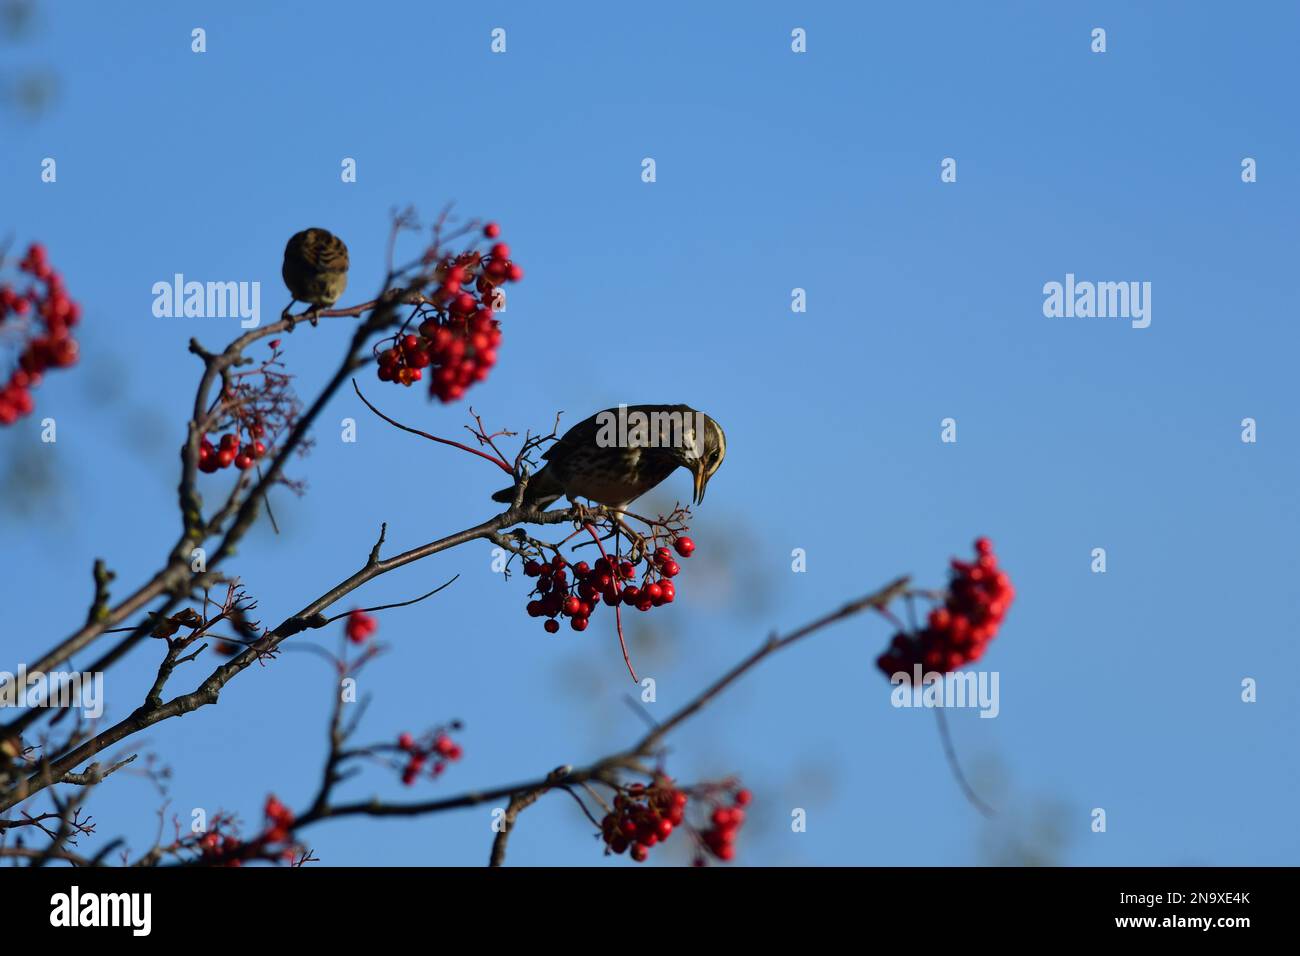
(674, 410, 726, 505)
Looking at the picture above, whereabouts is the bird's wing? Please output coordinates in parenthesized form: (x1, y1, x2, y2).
(541, 408, 605, 462)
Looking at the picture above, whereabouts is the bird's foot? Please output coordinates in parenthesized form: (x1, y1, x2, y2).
(569, 501, 596, 527)
(609, 512, 650, 561)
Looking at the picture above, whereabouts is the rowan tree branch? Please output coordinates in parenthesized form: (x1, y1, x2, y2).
(286, 575, 912, 865)
(0, 214, 563, 811)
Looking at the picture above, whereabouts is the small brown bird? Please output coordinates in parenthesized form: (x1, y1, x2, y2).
(492, 404, 726, 510)
(282, 228, 349, 312)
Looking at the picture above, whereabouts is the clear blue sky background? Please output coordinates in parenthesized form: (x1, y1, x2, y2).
(2, 1, 1297, 866)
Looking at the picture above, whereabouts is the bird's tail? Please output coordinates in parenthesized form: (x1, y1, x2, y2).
(491, 466, 563, 508)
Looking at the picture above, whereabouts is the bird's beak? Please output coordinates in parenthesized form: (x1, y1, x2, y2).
(691, 459, 708, 505)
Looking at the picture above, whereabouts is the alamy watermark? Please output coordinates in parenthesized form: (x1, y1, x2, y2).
(1043, 273, 1151, 329)
(0, 665, 103, 719)
(152, 274, 262, 328)
(889, 666, 999, 718)
(594, 404, 706, 459)
(50, 886, 151, 936)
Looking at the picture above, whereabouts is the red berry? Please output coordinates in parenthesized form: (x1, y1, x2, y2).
(483, 222, 501, 239)
(544, 620, 560, 634)
(673, 537, 695, 557)
(345, 610, 376, 644)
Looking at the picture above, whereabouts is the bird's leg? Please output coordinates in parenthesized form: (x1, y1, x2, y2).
(609, 511, 649, 562)
(568, 499, 594, 528)
(282, 300, 298, 332)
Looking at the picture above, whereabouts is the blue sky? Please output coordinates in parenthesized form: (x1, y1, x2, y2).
(2, 1, 1297, 866)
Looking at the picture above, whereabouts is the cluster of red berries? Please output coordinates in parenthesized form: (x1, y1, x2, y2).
(876, 537, 1014, 678)
(0, 243, 81, 426)
(523, 536, 695, 635)
(198, 339, 282, 473)
(698, 789, 750, 863)
(396, 726, 463, 785)
(345, 609, 378, 644)
(197, 796, 298, 866)
(600, 776, 688, 862)
(198, 428, 268, 473)
(261, 794, 296, 845)
(375, 222, 521, 403)
(196, 829, 245, 866)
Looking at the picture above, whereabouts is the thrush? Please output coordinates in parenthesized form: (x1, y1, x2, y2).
(492, 404, 726, 510)
(282, 228, 349, 312)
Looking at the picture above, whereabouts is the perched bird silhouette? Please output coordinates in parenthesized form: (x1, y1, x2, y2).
(493, 404, 726, 510)
(282, 228, 349, 313)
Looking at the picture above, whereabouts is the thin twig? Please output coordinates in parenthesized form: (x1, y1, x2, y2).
(934, 705, 995, 818)
(351, 379, 512, 473)
(318, 576, 460, 625)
